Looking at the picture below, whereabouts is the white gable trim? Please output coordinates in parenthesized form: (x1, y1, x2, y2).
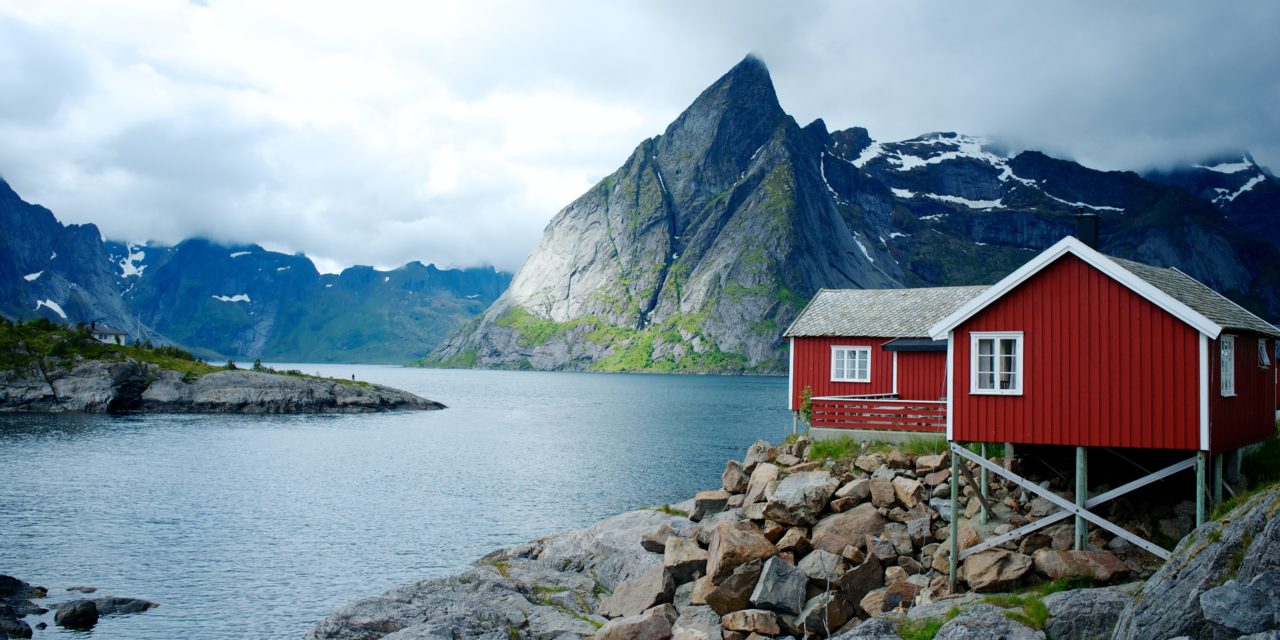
(945, 331, 955, 441)
(788, 337, 795, 411)
(928, 236, 1223, 340)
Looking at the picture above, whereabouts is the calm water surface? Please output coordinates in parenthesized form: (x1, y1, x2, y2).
(0, 366, 789, 639)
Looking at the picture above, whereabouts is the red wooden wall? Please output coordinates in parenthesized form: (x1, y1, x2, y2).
(897, 351, 948, 401)
(790, 337, 893, 410)
(952, 254, 1201, 450)
(1209, 334, 1277, 452)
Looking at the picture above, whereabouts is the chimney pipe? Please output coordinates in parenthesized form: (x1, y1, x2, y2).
(1075, 211, 1099, 249)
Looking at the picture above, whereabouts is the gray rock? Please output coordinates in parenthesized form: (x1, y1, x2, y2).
(0, 615, 33, 639)
(1112, 484, 1280, 640)
(762, 470, 839, 526)
(838, 555, 884, 605)
(1199, 570, 1280, 636)
(705, 559, 763, 616)
(750, 557, 808, 616)
(691, 490, 731, 522)
(664, 537, 708, 584)
(594, 603, 677, 640)
(54, 600, 98, 629)
(1042, 584, 1135, 640)
(934, 604, 1044, 640)
(643, 523, 678, 553)
(744, 463, 780, 505)
(744, 440, 779, 470)
(831, 616, 902, 640)
(961, 549, 1032, 592)
(811, 503, 888, 555)
(600, 566, 674, 619)
(671, 605, 723, 640)
(795, 591, 850, 637)
(797, 549, 846, 584)
(722, 460, 749, 494)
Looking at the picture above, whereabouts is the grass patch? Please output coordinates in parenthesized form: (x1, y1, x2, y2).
(896, 617, 945, 640)
(484, 560, 511, 578)
(900, 435, 948, 456)
(646, 504, 689, 517)
(808, 436, 863, 463)
(979, 577, 1094, 630)
(533, 584, 569, 594)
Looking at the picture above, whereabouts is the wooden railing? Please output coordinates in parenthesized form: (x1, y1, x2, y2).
(809, 395, 946, 432)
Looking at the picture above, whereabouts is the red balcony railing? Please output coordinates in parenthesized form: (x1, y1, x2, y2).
(809, 395, 946, 432)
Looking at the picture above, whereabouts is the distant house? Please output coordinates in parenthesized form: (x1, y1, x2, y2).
(784, 286, 986, 437)
(90, 324, 129, 345)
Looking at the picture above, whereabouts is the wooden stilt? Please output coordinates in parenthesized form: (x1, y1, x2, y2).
(979, 443, 989, 525)
(1196, 451, 1207, 527)
(1004, 443, 1015, 472)
(1213, 452, 1223, 508)
(949, 447, 960, 592)
(1075, 447, 1088, 550)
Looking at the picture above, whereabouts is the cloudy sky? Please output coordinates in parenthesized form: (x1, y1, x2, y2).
(1, 1, 1277, 274)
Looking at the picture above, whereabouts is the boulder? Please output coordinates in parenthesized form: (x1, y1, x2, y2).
(1031, 549, 1129, 582)
(643, 523, 679, 553)
(882, 522, 913, 556)
(1199, 570, 1280, 637)
(600, 565, 675, 618)
(743, 440, 778, 471)
(672, 605, 724, 640)
(797, 549, 846, 584)
(665, 537, 709, 583)
(0, 615, 33, 639)
(1041, 584, 1135, 640)
(835, 478, 871, 502)
(749, 557, 807, 616)
(759, 520, 785, 543)
(854, 453, 886, 473)
(690, 576, 714, 606)
(887, 449, 913, 469)
(839, 555, 883, 605)
(706, 522, 777, 584)
(722, 460, 750, 494)
(830, 497, 861, 513)
(933, 603, 1044, 640)
(891, 476, 926, 509)
(830, 616, 903, 639)
(865, 535, 898, 562)
(54, 599, 99, 629)
(776, 452, 802, 466)
(961, 549, 1033, 592)
(870, 477, 896, 508)
(692, 490, 732, 522)
(594, 603, 678, 640)
(796, 591, 850, 637)
(1112, 484, 1280, 640)
(720, 609, 780, 635)
(744, 464, 780, 505)
(776, 528, 810, 557)
(859, 581, 919, 616)
(705, 559, 763, 616)
(762, 470, 839, 526)
(811, 504, 887, 555)
(915, 453, 947, 474)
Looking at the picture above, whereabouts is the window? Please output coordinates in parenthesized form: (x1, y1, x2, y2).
(971, 332, 1023, 395)
(831, 346, 871, 382)
(1221, 335, 1235, 396)
(1260, 339, 1272, 369)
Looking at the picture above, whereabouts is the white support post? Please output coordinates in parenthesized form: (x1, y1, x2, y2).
(979, 443, 989, 525)
(1075, 447, 1088, 550)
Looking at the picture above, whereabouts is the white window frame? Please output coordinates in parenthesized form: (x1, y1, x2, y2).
(970, 331, 1024, 395)
(1220, 335, 1236, 396)
(831, 346, 871, 383)
(1259, 338, 1271, 369)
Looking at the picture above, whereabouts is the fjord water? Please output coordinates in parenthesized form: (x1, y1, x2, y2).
(0, 366, 788, 638)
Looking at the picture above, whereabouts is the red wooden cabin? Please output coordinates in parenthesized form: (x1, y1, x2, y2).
(784, 286, 986, 436)
(928, 235, 1279, 454)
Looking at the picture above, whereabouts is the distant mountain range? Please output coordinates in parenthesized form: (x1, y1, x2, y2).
(0, 179, 510, 363)
(428, 55, 1280, 373)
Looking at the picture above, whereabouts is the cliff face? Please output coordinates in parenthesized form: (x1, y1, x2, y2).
(432, 56, 1280, 374)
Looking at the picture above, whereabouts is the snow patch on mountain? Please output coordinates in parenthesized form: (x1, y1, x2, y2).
(229, 251, 251, 259)
(1196, 156, 1253, 174)
(891, 188, 916, 199)
(35, 299, 67, 319)
(1214, 175, 1266, 203)
(1041, 192, 1125, 213)
(852, 142, 883, 168)
(853, 233, 874, 263)
(924, 194, 1003, 210)
(119, 244, 146, 278)
(212, 294, 251, 303)
(23, 271, 42, 282)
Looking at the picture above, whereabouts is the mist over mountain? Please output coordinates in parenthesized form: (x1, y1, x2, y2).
(429, 56, 1280, 374)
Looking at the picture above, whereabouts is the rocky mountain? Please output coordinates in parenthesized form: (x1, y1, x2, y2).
(430, 55, 1280, 374)
(0, 178, 511, 363)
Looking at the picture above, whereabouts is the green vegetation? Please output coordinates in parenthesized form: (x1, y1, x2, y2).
(808, 436, 862, 463)
(799, 385, 814, 424)
(1, 319, 370, 387)
(1213, 421, 1280, 520)
(896, 617, 945, 640)
(978, 576, 1094, 630)
(646, 504, 689, 517)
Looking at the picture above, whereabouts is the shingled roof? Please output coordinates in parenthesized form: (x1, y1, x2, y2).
(784, 286, 989, 338)
(1109, 257, 1280, 337)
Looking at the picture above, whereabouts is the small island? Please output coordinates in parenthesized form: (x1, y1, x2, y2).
(0, 318, 444, 413)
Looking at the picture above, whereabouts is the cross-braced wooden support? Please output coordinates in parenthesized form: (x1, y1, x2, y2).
(947, 442, 1197, 588)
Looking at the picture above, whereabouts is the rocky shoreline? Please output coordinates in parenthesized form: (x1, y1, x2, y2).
(0, 575, 158, 636)
(0, 358, 444, 413)
(310, 437, 1280, 640)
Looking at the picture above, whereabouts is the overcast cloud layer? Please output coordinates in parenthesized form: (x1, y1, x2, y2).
(1, 1, 1277, 273)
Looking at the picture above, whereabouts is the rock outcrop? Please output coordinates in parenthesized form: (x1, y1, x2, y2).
(0, 357, 443, 413)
